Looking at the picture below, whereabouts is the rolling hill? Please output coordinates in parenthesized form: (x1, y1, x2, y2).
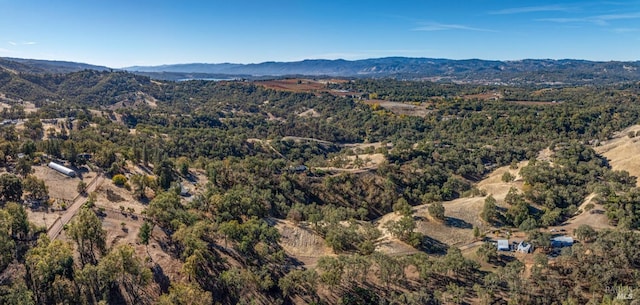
(0, 57, 110, 74)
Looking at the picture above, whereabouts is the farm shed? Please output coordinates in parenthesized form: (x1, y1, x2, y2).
(551, 236, 574, 248)
(497, 239, 510, 251)
(48, 162, 76, 177)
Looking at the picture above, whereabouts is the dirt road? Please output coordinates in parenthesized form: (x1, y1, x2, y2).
(47, 174, 105, 240)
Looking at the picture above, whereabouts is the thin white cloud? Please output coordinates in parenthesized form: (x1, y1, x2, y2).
(7, 41, 37, 46)
(538, 12, 640, 26)
(413, 22, 496, 32)
(489, 4, 574, 15)
(597, 12, 640, 21)
(0, 48, 12, 53)
(537, 17, 581, 23)
(613, 27, 640, 33)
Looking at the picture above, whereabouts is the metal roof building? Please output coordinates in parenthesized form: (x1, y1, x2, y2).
(497, 239, 510, 251)
(551, 236, 574, 248)
(47, 162, 76, 177)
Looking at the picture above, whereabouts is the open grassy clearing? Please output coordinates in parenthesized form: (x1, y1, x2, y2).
(596, 124, 640, 187)
(363, 99, 433, 117)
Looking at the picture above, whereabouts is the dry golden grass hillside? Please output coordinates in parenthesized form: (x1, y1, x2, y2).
(596, 124, 640, 187)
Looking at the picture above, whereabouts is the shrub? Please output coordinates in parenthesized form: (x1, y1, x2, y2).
(428, 202, 445, 221)
(112, 174, 127, 186)
(481, 195, 498, 224)
(392, 198, 413, 216)
(502, 172, 515, 183)
(584, 203, 595, 212)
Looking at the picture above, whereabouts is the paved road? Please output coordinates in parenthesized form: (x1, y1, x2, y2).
(47, 174, 104, 240)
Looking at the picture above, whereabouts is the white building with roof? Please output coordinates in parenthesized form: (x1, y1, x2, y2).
(497, 239, 510, 251)
(551, 236, 574, 248)
(516, 241, 533, 253)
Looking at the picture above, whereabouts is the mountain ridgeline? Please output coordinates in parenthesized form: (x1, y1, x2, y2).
(2, 56, 640, 85)
(125, 57, 640, 84)
(0, 57, 110, 74)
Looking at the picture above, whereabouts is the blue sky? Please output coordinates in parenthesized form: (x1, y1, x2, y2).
(1, 0, 639, 67)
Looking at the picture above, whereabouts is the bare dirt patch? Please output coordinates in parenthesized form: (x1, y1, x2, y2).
(32, 165, 85, 202)
(507, 100, 561, 106)
(364, 99, 433, 117)
(94, 182, 147, 215)
(0, 100, 40, 113)
(462, 91, 502, 101)
(342, 142, 389, 150)
(144, 93, 158, 108)
(106, 92, 158, 111)
(556, 193, 613, 231)
(41, 122, 63, 140)
(476, 161, 527, 202)
(274, 219, 333, 267)
(22, 101, 38, 113)
(374, 212, 423, 256)
(26, 209, 60, 230)
(281, 136, 334, 146)
(344, 153, 385, 168)
(412, 202, 479, 247)
(297, 108, 321, 118)
(266, 112, 285, 122)
(376, 235, 420, 256)
(100, 210, 145, 249)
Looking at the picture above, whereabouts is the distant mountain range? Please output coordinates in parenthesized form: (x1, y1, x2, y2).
(2, 56, 640, 85)
(125, 57, 640, 84)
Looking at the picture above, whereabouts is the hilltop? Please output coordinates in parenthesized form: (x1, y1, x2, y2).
(0, 57, 109, 74)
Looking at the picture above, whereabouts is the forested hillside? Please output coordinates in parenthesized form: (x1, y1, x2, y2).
(0, 67, 639, 304)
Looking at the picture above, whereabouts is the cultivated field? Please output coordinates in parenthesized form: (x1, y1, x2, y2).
(254, 78, 352, 96)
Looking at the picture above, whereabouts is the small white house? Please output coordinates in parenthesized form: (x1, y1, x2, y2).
(497, 239, 510, 251)
(516, 241, 533, 253)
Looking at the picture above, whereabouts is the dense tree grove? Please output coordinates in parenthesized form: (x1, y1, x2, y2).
(1, 69, 640, 304)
